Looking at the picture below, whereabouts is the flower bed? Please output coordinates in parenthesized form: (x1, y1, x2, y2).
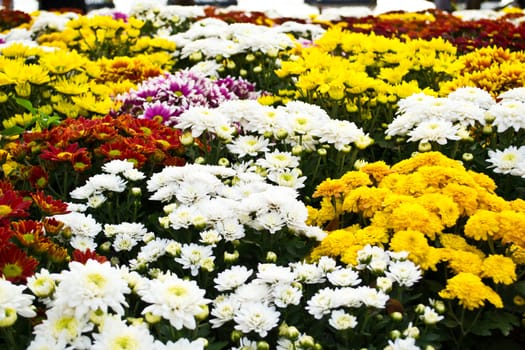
(0, 4, 525, 350)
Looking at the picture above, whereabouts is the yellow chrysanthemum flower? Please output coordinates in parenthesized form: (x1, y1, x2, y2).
(417, 193, 460, 228)
(464, 210, 500, 241)
(481, 254, 517, 285)
(389, 229, 434, 268)
(309, 225, 361, 262)
(342, 186, 390, 218)
(498, 210, 525, 249)
(388, 202, 443, 239)
(40, 50, 87, 74)
(442, 183, 479, 216)
(357, 161, 392, 184)
(445, 250, 483, 275)
(312, 178, 347, 198)
(71, 92, 112, 116)
(439, 233, 485, 258)
(439, 272, 503, 310)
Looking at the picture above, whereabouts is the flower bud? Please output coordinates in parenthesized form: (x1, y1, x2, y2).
(287, 325, 300, 340)
(297, 335, 315, 348)
(253, 66, 263, 73)
(418, 141, 432, 152)
(195, 156, 206, 164)
(224, 250, 239, 263)
(415, 304, 426, 314)
(292, 145, 303, 156)
(131, 187, 142, 196)
(340, 144, 352, 153)
(276, 129, 288, 140)
(218, 157, 230, 167)
(180, 132, 194, 146)
(266, 251, 277, 263)
(166, 241, 181, 256)
(245, 53, 256, 62)
(514, 295, 525, 306)
(231, 330, 243, 342)
(482, 125, 493, 134)
(145, 312, 161, 324)
(462, 153, 473, 162)
(257, 341, 270, 350)
(317, 148, 327, 157)
(99, 241, 112, 252)
(390, 330, 401, 339)
(227, 60, 236, 69)
(0, 307, 17, 327)
(189, 51, 203, 62)
(196, 304, 209, 321)
(240, 69, 247, 76)
(390, 312, 403, 322)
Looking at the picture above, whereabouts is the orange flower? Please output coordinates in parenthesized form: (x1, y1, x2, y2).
(30, 191, 70, 216)
(0, 244, 38, 283)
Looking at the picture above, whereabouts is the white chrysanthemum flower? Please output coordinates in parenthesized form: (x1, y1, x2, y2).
(498, 87, 525, 103)
(357, 245, 390, 272)
(487, 146, 525, 176)
(168, 204, 200, 230)
(328, 309, 358, 330)
(66, 202, 88, 212)
(70, 183, 97, 200)
(31, 308, 93, 349)
(257, 264, 295, 285)
(407, 118, 462, 145)
(91, 315, 156, 350)
(386, 111, 425, 137)
(138, 273, 210, 330)
(233, 280, 272, 304)
(199, 229, 222, 245)
(251, 210, 286, 233)
(87, 174, 127, 193)
(233, 302, 280, 337)
(385, 336, 420, 350)
(0, 278, 36, 324)
(176, 106, 230, 137)
(327, 267, 361, 287)
(174, 243, 214, 276)
(267, 168, 307, 190)
(358, 286, 390, 309)
(27, 269, 56, 298)
(318, 256, 338, 273)
(159, 338, 207, 350)
(447, 86, 495, 110)
(214, 217, 246, 241)
(214, 266, 253, 292)
(112, 233, 139, 252)
(306, 287, 339, 319)
(256, 151, 300, 172)
(69, 235, 97, 252)
(385, 260, 422, 287)
(87, 193, 107, 208)
(291, 261, 325, 284)
(488, 100, 525, 132)
(210, 295, 239, 328)
(271, 283, 302, 308)
(226, 135, 271, 157)
(51, 260, 130, 319)
(313, 119, 364, 150)
(376, 276, 393, 293)
(101, 159, 135, 174)
(133, 238, 170, 266)
(122, 168, 146, 181)
(181, 37, 242, 59)
(53, 211, 102, 238)
(189, 60, 223, 79)
(420, 305, 444, 325)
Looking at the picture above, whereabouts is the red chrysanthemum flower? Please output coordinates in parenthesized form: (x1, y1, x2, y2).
(28, 165, 49, 189)
(72, 249, 107, 264)
(42, 217, 65, 236)
(0, 244, 38, 283)
(39, 143, 87, 162)
(96, 141, 148, 167)
(0, 190, 32, 220)
(11, 220, 47, 248)
(30, 191, 70, 216)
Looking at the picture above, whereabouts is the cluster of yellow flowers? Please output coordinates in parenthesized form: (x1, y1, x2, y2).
(439, 46, 525, 97)
(270, 26, 460, 125)
(308, 152, 524, 310)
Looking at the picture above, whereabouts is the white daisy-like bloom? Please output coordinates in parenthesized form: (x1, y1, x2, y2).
(138, 272, 210, 330)
(91, 315, 156, 350)
(407, 118, 462, 145)
(318, 256, 338, 273)
(69, 235, 97, 252)
(0, 278, 36, 323)
(214, 265, 253, 292)
(257, 264, 295, 285)
(112, 233, 139, 252)
(233, 302, 280, 337)
(306, 287, 339, 319)
(487, 146, 525, 176)
(447, 86, 495, 110)
(420, 305, 444, 325)
(189, 60, 224, 79)
(174, 243, 214, 276)
(30, 307, 93, 350)
(101, 159, 135, 175)
(313, 119, 365, 150)
(256, 151, 300, 172)
(199, 229, 222, 245)
(210, 294, 239, 328)
(279, 101, 326, 136)
(385, 111, 425, 137)
(66, 202, 88, 213)
(267, 168, 307, 190)
(158, 338, 207, 350)
(70, 182, 97, 200)
(167, 204, 200, 230)
(86, 173, 128, 194)
(251, 210, 286, 233)
(328, 309, 358, 330)
(233, 280, 272, 304)
(291, 261, 325, 284)
(214, 217, 246, 241)
(104, 222, 149, 240)
(385, 336, 420, 350)
(327, 267, 361, 287)
(356, 245, 390, 271)
(498, 87, 525, 103)
(132, 238, 170, 267)
(271, 283, 302, 308)
(27, 269, 56, 298)
(488, 100, 525, 132)
(226, 135, 271, 158)
(122, 168, 146, 181)
(51, 260, 130, 319)
(196, 197, 238, 224)
(175, 106, 230, 138)
(385, 260, 422, 287)
(300, 225, 328, 241)
(86, 193, 107, 209)
(358, 286, 390, 309)
(181, 37, 242, 59)
(274, 21, 326, 41)
(53, 212, 102, 238)
(376, 276, 394, 293)
(396, 92, 438, 114)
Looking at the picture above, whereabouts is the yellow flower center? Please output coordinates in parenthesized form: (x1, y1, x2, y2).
(0, 204, 12, 216)
(2, 263, 22, 279)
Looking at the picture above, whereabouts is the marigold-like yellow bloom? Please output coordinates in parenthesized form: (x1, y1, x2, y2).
(445, 250, 483, 275)
(417, 193, 460, 228)
(359, 161, 392, 183)
(439, 233, 485, 258)
(40, 50, 87, 74)
(388, 202, 443, 239)
(342, 186, 390, 218)
(439, 272, 503, 310)
(312, 178, 347, 198)
(464, 210, 500, 241)
(309, 225, 361, 262)
(481, 254, 516, 285)
(442, 183, 479, 216)
(498, 210, 525, 249)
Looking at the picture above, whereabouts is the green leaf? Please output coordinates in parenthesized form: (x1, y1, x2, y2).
(14, 97, 36, 114)
(471, 311, 519, 337)
(1, 125, 26, 136)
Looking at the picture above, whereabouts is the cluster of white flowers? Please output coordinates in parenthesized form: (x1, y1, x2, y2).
(176, 100, 370, 189)
(386, 87, 492, 145)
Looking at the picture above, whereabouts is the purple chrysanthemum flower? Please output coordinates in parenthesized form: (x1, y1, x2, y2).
(113, 12, 128, 22)
(115, 69, 259, 127)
